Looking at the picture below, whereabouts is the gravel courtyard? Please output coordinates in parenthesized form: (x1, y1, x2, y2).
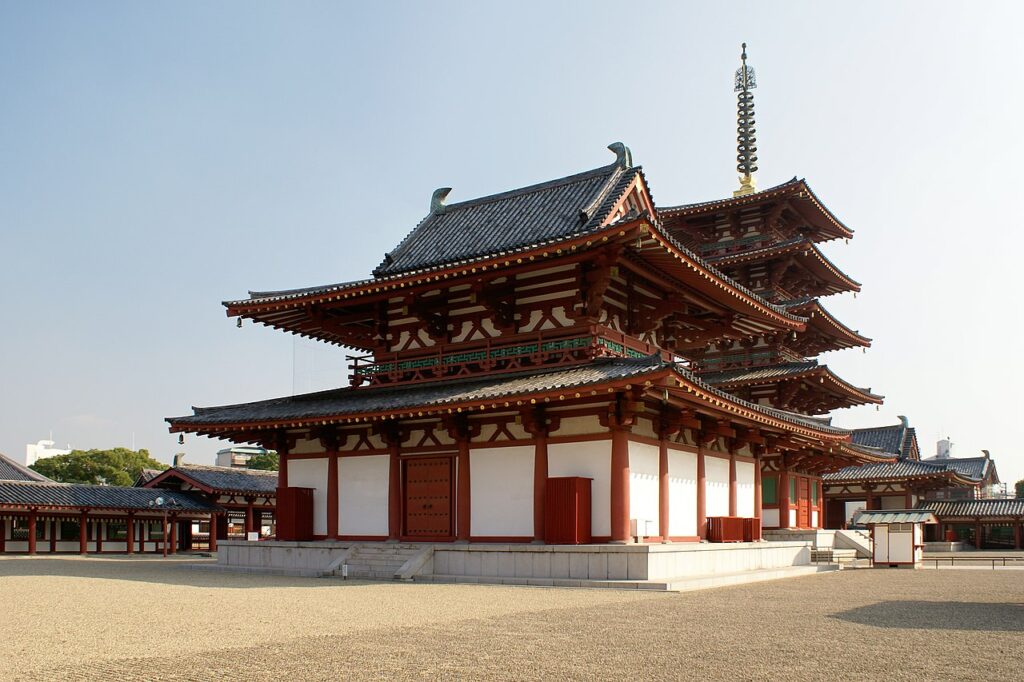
(1, 557, 1021, 681)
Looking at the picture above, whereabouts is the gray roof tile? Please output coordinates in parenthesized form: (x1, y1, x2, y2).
(918, 498, 1024, 519)
(0, 481, 219, 512)
(921, 456, 992, 482)
(157, 464, 278, 495)
(823, 459, 962, 483)
(0, 452, 52, 483)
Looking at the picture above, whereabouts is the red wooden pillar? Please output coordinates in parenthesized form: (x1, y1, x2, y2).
(610, 426, 630, 543)
(865, 486, 875, 513)
(753, 457, 763, 531)
(456, 436, 471, 542)
(126, 513, 135, 555)
(696, 449, 707, 540)
(0, 519, 5, 553)
(728, 452, 738, 518)
(169, 514, 178, 555)
(327, 448, 340, 540)
(245, 499, 255, 536)
(975, 521, 983, 549)
(1014, 521, 1022, 550)
(278, 451, 288, 489)
(533, 433, 548, 543)
(49, 518, 57, 553)
(658, 433, 669, 543)
(904, 488, 913, 509)
(779, 468, 791, 529)
(387, 441, 401, 541)
(209, 513, 218, 552)
(96, 521, 103, 553)
(27, 511, 37, 555)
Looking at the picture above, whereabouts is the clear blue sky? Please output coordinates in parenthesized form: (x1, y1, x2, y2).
(2, 2, 1021, 486)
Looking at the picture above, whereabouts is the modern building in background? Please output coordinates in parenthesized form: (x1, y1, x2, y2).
(25, 439, 71, 467)
(215, 445, 276, 469)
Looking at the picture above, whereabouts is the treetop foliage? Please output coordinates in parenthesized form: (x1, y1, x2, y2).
(29, 448, 167, 486)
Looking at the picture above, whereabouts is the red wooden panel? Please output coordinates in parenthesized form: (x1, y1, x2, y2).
(797, 477, 810, 528)
(707, 516, 745, 543)
(275, 487, 314, 541)
(404, 456, 454, 539)
(545, 477, 592, 544)
(743, 517, 762, 542)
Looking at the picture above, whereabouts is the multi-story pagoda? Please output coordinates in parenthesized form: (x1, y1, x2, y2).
(659, 48, 881, 416)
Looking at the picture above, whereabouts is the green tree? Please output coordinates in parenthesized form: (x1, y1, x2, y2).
(30, 448, 166, 486)
(1016, 479, 1024, 499)
(246, 451, 279, 471)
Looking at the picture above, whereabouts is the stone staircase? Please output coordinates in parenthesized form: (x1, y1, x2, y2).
(810, 547, 860, 566)
(834, 529, 872, 558)
(338, 544, 426, 580)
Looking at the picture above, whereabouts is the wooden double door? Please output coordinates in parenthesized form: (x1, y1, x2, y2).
(403, 456, 455, 540)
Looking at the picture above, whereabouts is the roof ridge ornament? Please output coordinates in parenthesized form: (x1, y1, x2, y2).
(607, 142, 633, 169)
(733, 43, 758, 197)
(430, 187, 452, 215)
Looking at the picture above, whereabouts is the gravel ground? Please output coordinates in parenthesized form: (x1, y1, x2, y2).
(1, 556, 1021, 681)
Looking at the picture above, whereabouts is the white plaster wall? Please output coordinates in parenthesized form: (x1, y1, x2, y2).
(628, 442, 660, 538)
(704, 455, 730, 518)
(788, 509, 797, 527)
(762, 508, 780, 528)
(470, 446, 534, 537)
(668, 449, 697, 537)
(736, 461, 755, 518)
(339, 455, 389, 536)
(548, 441, 611, 538)
(288, 458, 329, 536)
(811, 510, 819, 527)
(880, 496, 905, 510)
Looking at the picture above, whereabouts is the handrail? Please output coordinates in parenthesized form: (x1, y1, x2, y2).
(929, 556, 1024, 569)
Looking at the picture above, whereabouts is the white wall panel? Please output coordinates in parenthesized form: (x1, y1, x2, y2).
(704, 455, 730, 518)
(762, 508, 780, 528)
(628, 442, 660, 538)
(668, 449, 697, 537)
(548, 440, 611, 537)
(736, 461, 756, 518)
(287, 458, 329, 536)
(470, 446, 534, 537)
(339, 455, 389, 536)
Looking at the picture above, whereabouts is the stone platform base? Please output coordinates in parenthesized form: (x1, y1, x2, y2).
(209, 539, 814, 590)
(924, 541, 965, 552)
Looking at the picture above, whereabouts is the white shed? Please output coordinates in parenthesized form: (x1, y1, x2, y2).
(853, 510, 937, 569)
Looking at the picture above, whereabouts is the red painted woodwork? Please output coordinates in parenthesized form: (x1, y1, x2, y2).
(707, 516, 745, 543)
(404, 456, 454, 540)
(696, 450, 707, 539)
(244, 501, 254, 536)
(27, 512, 36, 555)
(388, 443, 401, 540)
(456, 441, 470, 541)
(609, 428, 630, 543)
(50, 519, 57, 553)
(126, 513, 135, 555)
(658, 436, 669, 542)
(743, 517, 762, 542)
(533, 437, 548, 542)
(797, 478, 810, 528)
(278, 453, 288, 489)
(545, 477, 592, 544)
(209, 513, 218, 552)
(169, 515, 178, 555)
(728, 453, 738, 517)
(779, 469, 790, 529)
(276, 487, 315, 541)
(327, 452, 339, 539)
(753, 459, 763, 526)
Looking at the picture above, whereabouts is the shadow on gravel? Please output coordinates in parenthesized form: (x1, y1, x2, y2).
(831, 600, 1024, 632)
(0, 557, 380, 589)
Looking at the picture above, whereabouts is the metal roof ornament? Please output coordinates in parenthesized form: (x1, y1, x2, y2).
(430, 187, 452, 215)
(734, 43, 758, 197)
(608, 142, 633, 169)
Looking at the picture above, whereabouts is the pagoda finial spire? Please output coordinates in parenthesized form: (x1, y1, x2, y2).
(733, 42, 758, 197)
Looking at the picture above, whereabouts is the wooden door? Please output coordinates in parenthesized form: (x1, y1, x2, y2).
(403, 456, 454, 540)
(797, 478, 810, 528)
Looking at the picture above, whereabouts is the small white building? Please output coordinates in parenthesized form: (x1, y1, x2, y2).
(215, 446, 275, 469)
(25, 440, 71, 467)
(854, 509, 937, 569)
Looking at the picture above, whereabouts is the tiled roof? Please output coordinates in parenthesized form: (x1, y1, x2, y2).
(698, 361, 882, 402)
(153, 464, 278, 495)
(171, 356, 672, 427)
(854, 510, 938, 525)
(168, 356, 854, 438)
(706, 237, 861, 293)
(0, 452, 51, 483)
(918, 499, 1024, 519)
(136, 469, 162, 484)
(823, 459, 963, 483)
(374, 162, 639, 276)
(851, 423, 907, 457)
(922, 456, 993, 482)
(0, 481, 218, 513)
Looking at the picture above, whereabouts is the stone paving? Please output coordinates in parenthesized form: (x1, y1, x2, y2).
(0, 556, 1021, 680)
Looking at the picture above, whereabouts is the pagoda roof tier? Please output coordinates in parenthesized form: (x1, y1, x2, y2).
(823, 459, 982, 488)
(780, 298, 871, 351)
(659, 178, 854, 243)
(698, 361, 883, 414)
(707, 236, 860, 297)
(921, 455, 998, 484)
(168, 357, 895, 464)
(223, 160, 811, 351)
